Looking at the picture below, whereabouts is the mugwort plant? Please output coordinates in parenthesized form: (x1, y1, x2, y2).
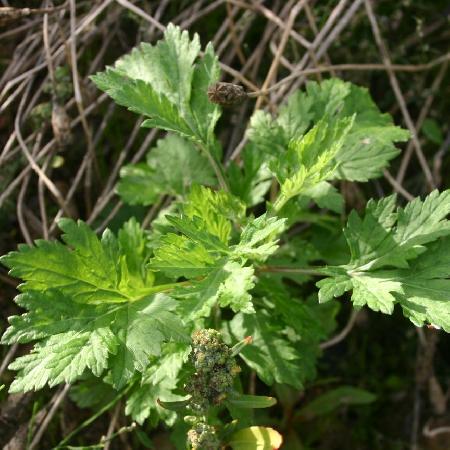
(2, 24, 450, 449)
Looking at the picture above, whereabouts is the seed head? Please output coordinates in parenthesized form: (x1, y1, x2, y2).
(186, 329, 241, 412)
(207, 82, 247, 106)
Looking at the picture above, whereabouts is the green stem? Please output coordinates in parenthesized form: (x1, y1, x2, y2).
(270, 191, 291, 217)
(198, 143, 229, 192)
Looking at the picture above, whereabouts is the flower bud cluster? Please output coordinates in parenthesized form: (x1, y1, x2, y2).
(185, 329, 241, 413)
(187, 422, 220, 450)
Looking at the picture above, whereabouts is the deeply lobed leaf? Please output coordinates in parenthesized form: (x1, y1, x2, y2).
(91, 24, 221, 149)
(1, 219, 156, 304)
(1, 220, 189, 392)
(117, 135, 217, 206)
(125, 344, 189, 425)
(317, 190, 450, 330)
(250, 79, 409, 179)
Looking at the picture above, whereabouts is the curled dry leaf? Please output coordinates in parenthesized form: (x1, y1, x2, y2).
(51, 103, 71, 145)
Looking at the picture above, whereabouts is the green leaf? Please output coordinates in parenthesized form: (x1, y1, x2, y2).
(1, 219, 189, 392)
(183, 185, 246, 243)
(246, 78, 348, 159)
(92, 69, 193, 137)
(350, 273, 401, 314)
(297, 386, 376, 419)
(228, 426, 283, 450)
(147, 188, 256, 317)
(233, 214, 286, 262)
(3, 291, 188, 392)
(135, 429, 155, 449)
(216, 261, 255, 312)
(333, 82, 409, 181)
(91, 24, 221, 148)
(271, 116, 354, 210)
(166, 215, 229, 254)
(226, 393, 277, 409)
(350, 239, 450, 331)
(229, 311, 304, 389)
(175, 259, 255, 319)
(396, 238, 450, 329)
(301, 181, 344, 214)
(345, 190, 450, 270)
(173, 260, 230, 319)
(147, 199, 239, 281)
(109, 295, 188, 388)
(271, 290, 339, 344)
(190, 42, 222, 148)
(156, 398, 191, 411)
(247, 111, 287, 156)
(8, 327, 116, 392)
(116, 163, 160, 206)
(247, 78, 409, 196)
(125, 344, 189, 425)
(0, 219, 155, 304)
(304, 76, 351, 118)
(117, 135, 217, 205)
(148, 233, 221, 279)
(2, 290, 110, 345)
(257, 279, 339, 382)
(118, 218, 153, 286)
(272, 116, 353, 185)
(317, 273, 353, 303)
(317, 190, 450, 329)
(70, 376, 116, 409)
(227, 143, 272, 207)
(422, 118, 443, 145)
